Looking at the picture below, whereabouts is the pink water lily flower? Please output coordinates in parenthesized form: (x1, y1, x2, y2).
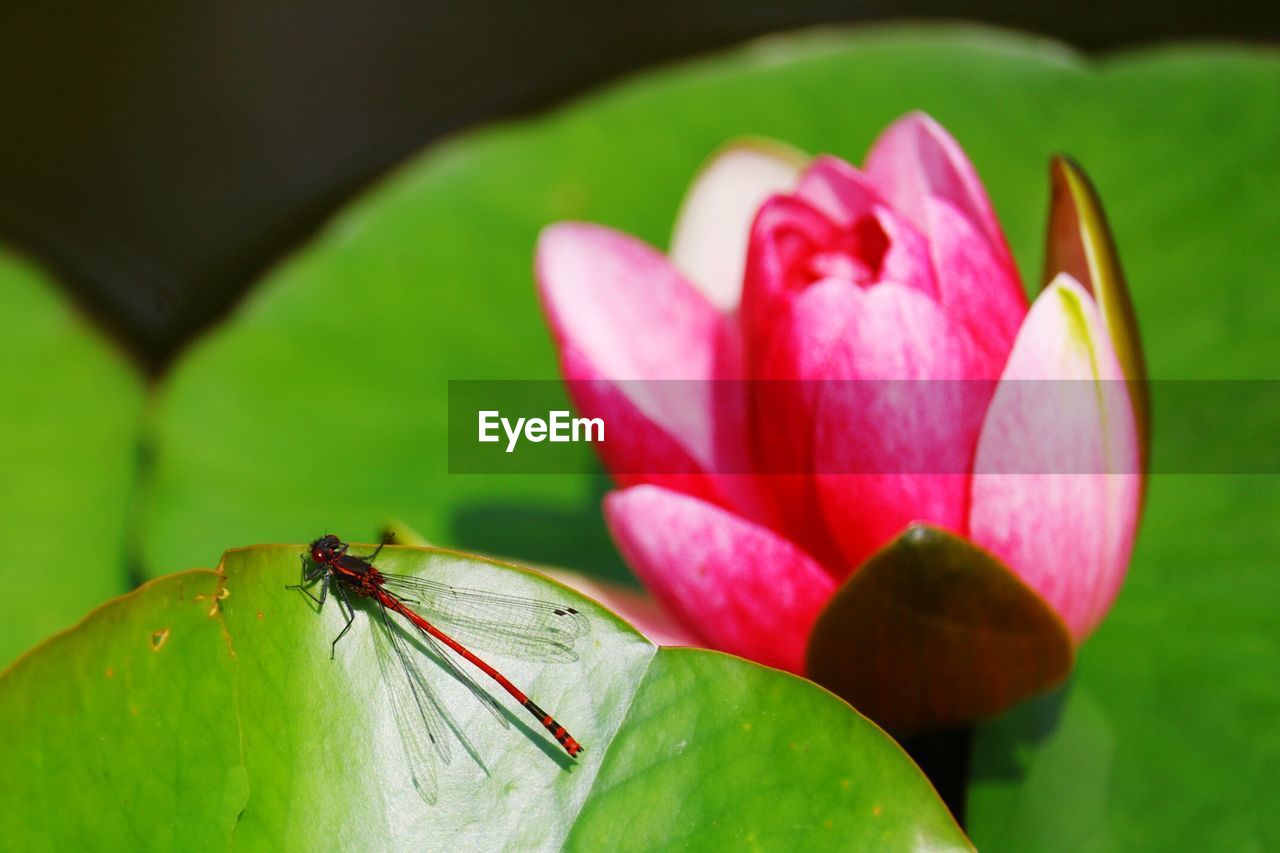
(536, 113, 1143, 674)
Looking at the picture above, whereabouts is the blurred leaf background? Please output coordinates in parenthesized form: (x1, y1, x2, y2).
(1, 5, 1278, 849)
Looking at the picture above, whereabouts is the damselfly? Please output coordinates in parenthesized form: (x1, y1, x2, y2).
(288, 534, 588, 803)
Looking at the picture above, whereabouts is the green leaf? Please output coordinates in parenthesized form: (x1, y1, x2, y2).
(807, 525, 1073, 732)
(0, 570, 246, 845)
(0, 248, 143, 665)
(564, 647, 965, 850)
(0, 545, 970, 849)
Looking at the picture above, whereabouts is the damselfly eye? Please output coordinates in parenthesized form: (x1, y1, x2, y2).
(312, 546, 331, 563)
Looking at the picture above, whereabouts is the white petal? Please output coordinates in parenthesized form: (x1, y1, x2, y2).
(669, 138, 806, 312)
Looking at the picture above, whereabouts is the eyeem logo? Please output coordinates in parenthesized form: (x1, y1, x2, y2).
(478, 410, 604, 453)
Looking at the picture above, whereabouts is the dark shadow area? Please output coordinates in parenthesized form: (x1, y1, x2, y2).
(1, 2, 1276, 370)
(449, 471, 635, 585)
(893, 682, 1071, 826)
(896, 726, 975, 827)
(966, 679, 1074, 781)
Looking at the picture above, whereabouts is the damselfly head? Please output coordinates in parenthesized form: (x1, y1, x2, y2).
(309, 534, 343, 565)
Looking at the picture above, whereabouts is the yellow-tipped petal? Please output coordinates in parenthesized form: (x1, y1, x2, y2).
(1043, 155, 1150, 467)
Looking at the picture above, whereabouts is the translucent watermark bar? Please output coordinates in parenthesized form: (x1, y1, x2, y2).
(447, 380, 1280, 475)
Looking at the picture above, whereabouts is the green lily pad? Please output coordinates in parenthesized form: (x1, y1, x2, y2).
(0, 545, 969, 849)
(807, 525, 1073, 732)
(0, 248, 143, 665)
(0, 570, 247, 845)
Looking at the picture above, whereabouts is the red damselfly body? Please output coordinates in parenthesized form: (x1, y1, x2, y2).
(287, 534, 588, 803)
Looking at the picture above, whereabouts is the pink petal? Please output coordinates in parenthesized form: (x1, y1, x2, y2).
(875, 203, 939, 300)
(865, 112, 1015, 271)
(537, 222, 725, 386)
(604, 485, 835, 673)
(740, 194, 840, 353)
(537, 223, 761, 513)
(738, 200, 883, 565)
(744, 278, 869, 574)
(969, 275, 1141, 640)
(796, 156, 938, 299)
(670, 139, 806, 312)
(924, 195, 1027, 373)
(795, 155, 881, 224)
(741, 193, 938, 372)
(807, 282, 994, 574)
(558, 366, 738, 509)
